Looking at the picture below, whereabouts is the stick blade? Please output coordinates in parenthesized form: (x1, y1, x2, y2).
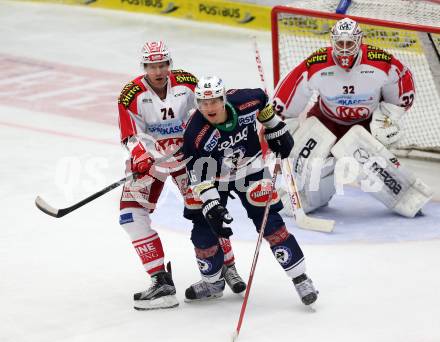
(231, 330, 239, 342)
(295, 210, 335, 233)
(35, 196, 60, 218)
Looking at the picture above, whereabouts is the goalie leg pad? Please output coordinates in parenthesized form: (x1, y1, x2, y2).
(119, 207, 165, 275)
(287, 116, 337, 214)
(331, 125, 433, 217)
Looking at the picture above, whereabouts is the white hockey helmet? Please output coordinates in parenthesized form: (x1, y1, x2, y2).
(140, 41, 172, 66)
(331, 18, 363, 69)
(195, 76, 226, 105)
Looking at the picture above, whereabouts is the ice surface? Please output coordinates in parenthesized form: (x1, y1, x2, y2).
(1, 1, 440, 342)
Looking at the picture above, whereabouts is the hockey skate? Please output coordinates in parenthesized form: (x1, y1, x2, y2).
(184, 278, 225, 302)
(221, 264, 246, 294)
(293, 274, 318, 306)
(133, 265, 178, 310)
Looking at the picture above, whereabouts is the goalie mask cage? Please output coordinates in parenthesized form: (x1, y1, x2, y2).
(272, 5, 440, 160)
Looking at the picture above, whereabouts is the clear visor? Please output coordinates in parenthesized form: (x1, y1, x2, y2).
(196, 97, 224, 110)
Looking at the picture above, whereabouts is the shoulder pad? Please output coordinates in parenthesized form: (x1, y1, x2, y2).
(306, 47, 329, 68)
(118, 80, 144, 109)
(171, 70, 198, 85)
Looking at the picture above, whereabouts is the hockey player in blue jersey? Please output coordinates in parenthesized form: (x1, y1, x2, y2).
(182, 76, 318, 306)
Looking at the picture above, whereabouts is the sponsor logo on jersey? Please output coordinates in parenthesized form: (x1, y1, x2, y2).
(306, 48, 328, 68)
(146, 120, 184, 135)
(195, 124, 211, 148)
(238, 111, 256, 126)
(172, 70, 197, 85)
(118, 82, 143, 108)
(204, 129, 221, 152)
(272, 246, 292, 266)
(222, 146, 246, 170)
(142, 98, 152, 103)
(360, 70, 375, 74)
(174, 92, 186, 97)
(154, 137, 183, 154)
(366, 48, 392, 62)
(320, 71, 334, 76)
(335, 106, 371, 120)
(369, 161, 402, 195)
(246, 179, 280, 207)
(238, 100, 260, 111)
(217, 126, 249, 151)
(326, 94, 374, 106)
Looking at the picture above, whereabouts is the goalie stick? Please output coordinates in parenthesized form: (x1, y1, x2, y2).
(252, 36, 335, 233)
(281, 158, 334, 232)
(35, 147, 183, 218)
(232, 158, 282, 342)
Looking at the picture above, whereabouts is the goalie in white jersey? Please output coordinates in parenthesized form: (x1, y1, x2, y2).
(117, 41, 245, 310)
(273, 18, 432, 219)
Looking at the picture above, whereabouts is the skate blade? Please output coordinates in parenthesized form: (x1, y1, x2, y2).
(305, 304, 316, 313)
(183, 291, 223, 303)
(134, 295, 179, 310)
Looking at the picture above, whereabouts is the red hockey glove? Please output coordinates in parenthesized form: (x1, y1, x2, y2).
(130, 142, 154, 174)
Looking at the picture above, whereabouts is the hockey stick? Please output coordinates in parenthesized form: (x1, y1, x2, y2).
(252, 36, 335, 233)
(281, 159, 335, 232)
(35, 175, 133, 218)
(35, 147, 184, 218)
(232, 158, 282, 341)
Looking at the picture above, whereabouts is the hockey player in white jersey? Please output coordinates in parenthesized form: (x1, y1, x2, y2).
(117, 41, 245, 310)
(273, 18, 432, 219)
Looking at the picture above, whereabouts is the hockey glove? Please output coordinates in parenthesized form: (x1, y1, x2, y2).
(202, 199, 233, 238)
(264, 121, 294, 159)
(130, 141, 154, 175)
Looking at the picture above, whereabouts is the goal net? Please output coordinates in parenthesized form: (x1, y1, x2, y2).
(272, 4, 440, 158)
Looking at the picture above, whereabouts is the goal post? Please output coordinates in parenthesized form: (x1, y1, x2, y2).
(271, 5, 440, 159)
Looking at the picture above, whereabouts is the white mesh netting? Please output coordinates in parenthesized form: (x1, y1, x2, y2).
(275, 3, 440, 152)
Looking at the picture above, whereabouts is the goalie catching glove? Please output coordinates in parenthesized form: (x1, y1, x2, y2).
(370, 102, 405, 146)
(202, 199, 233, 238)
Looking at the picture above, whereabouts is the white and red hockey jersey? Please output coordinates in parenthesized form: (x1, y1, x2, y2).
(273, 44, 415, 125)
(118, 69, 197, 158)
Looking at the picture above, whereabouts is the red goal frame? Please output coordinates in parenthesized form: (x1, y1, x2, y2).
(271, 5, 440, 87)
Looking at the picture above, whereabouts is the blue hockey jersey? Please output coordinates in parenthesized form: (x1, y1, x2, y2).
(183, 88, 269, 196)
